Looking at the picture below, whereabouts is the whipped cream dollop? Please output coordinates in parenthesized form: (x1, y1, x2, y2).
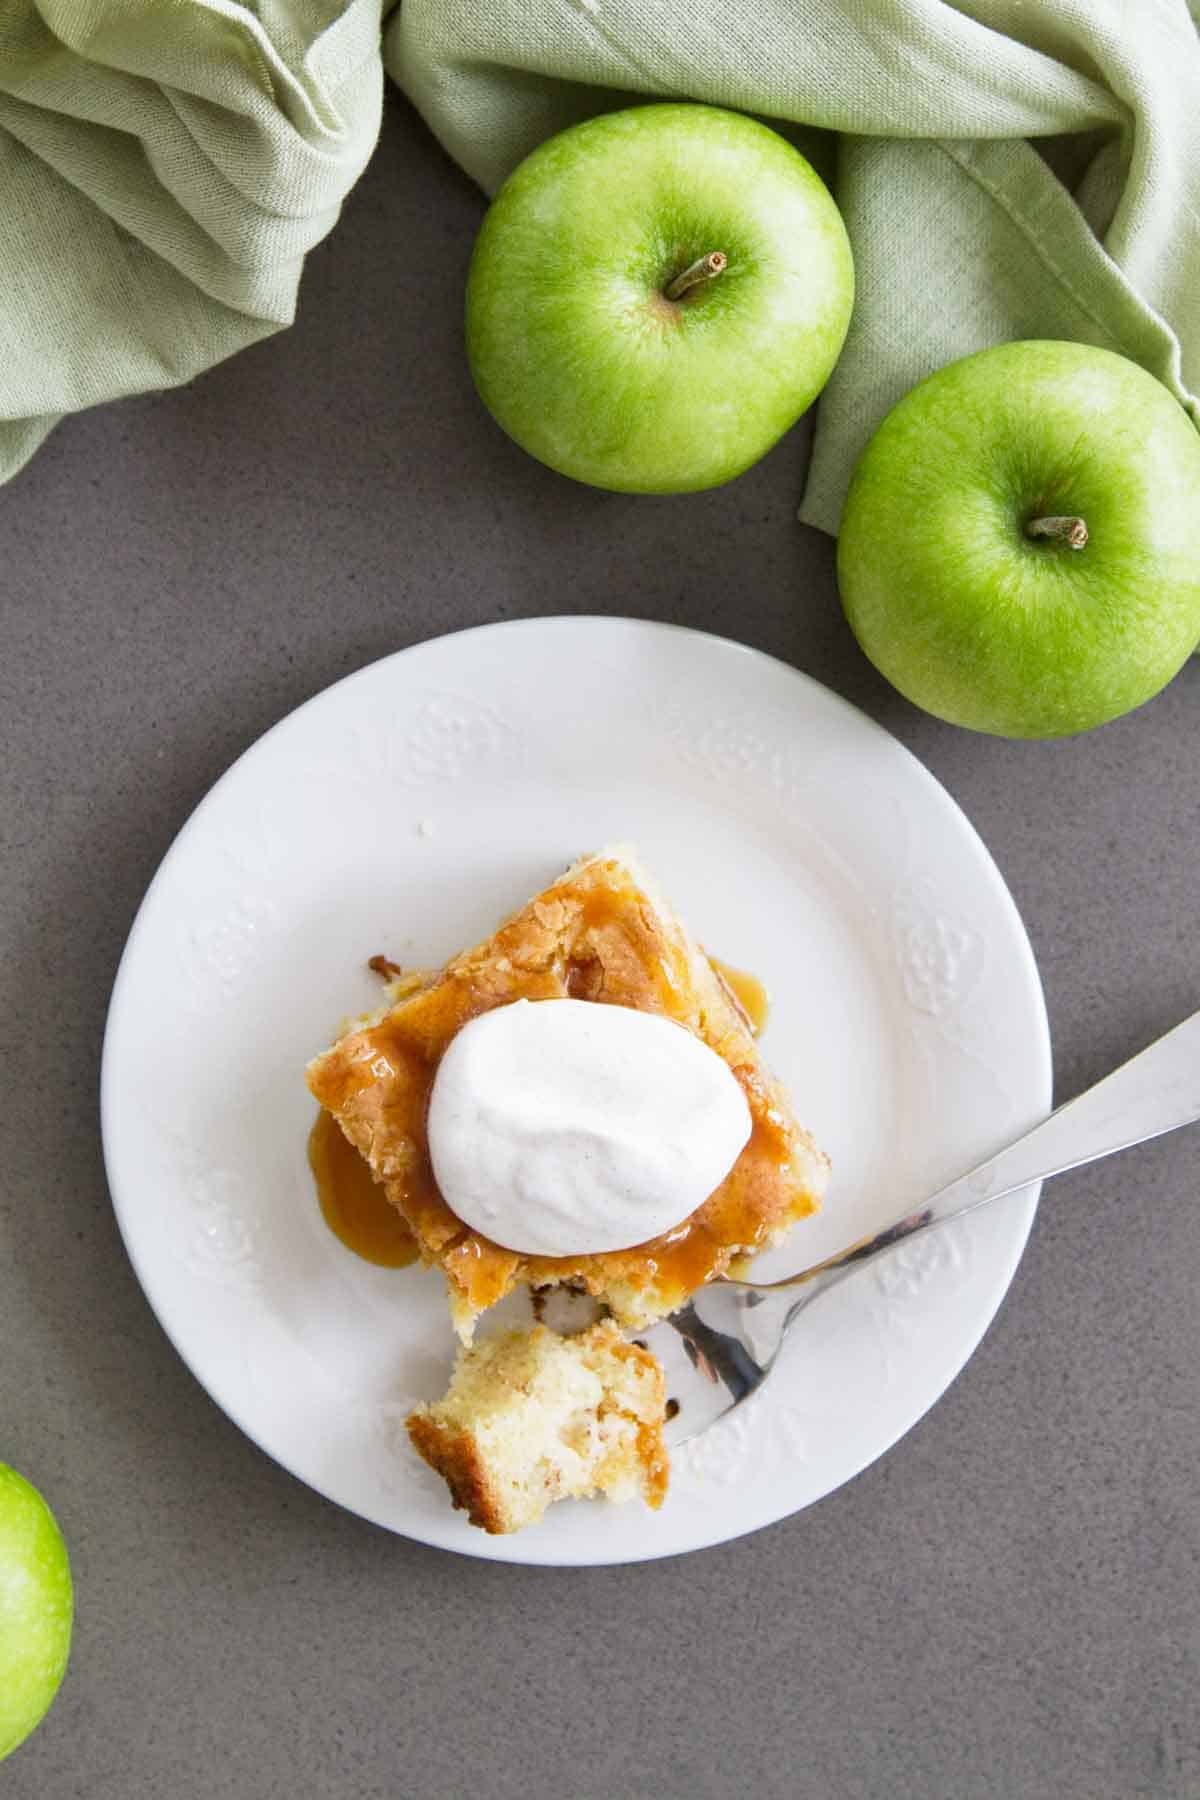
(427, 998, 753, 1257)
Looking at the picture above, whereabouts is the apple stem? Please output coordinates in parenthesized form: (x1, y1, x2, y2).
(664, 252, 728, 302)
(1026, 514, 1089, 549)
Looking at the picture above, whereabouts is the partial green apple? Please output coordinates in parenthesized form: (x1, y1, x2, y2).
(837, 340, 1200, 738)
(0, 1464, 73, 1761)
(466, 104, 854, 493)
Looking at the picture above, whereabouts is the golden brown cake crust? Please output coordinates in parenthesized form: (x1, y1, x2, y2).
(406, 1413, 506, 1532)
(308, 848, 829, 1335)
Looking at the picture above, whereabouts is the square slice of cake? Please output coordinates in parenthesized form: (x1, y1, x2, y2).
(407, 1322, 669, 1535)
(307, 846, 829, 1340)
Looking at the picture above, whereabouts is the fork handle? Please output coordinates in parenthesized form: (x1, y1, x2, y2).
(760, 1007, 1200, 1296)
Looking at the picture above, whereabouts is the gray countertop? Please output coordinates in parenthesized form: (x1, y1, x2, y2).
(2, 94, 1197, 1800)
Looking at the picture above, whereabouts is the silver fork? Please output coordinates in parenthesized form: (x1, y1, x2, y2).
(654, 1007, 1200, 1446)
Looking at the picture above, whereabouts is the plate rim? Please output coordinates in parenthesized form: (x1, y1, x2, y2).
(100, 616, 1052, 1566)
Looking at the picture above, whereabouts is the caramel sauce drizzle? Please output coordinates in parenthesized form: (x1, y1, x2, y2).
(309, 879, 792, 1301)
(307, 1107, 419, 1268)
(708, 956, 769, 1036)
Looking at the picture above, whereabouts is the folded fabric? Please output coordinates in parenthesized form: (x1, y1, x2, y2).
(3, 2, 1198, 530)
(387, 0, 1200, 533)
(0, 0, 384, 483)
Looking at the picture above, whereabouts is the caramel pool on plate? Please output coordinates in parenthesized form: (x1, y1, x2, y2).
(708, 956, 770, 1036)
(307, 1108, 419, 1268)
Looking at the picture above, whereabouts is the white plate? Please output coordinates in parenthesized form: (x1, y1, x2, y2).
(101, 618, 1051, 1566)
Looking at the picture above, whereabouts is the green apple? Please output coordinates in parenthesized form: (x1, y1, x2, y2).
(466, 103, 854, 493)
(837, 340, 1200, 738)
(0, 1464, 73, 1761)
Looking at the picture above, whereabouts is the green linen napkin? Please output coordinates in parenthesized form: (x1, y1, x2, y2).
(0, 0, 384, 483)
(387, 0, 1200, 533)
(3, 1, 1198, 532)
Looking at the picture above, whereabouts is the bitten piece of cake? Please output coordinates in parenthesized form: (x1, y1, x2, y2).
(407, 1321, 669, 1535)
